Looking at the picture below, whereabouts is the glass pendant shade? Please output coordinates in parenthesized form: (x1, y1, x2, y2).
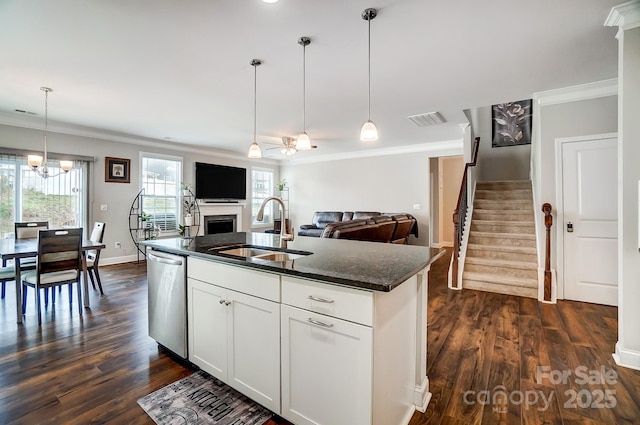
(60, 160, 74, 171)
(296, 132, 311, 150)
(28, 155, 43, 168)
(360, 120, 379, 141)
(248, 59, 263, 159)
(248, 141, 262, 158)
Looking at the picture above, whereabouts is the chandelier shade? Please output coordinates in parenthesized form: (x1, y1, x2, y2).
(29, 87, 74, 178)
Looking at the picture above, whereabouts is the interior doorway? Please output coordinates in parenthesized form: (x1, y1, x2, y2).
(430, 156, 464, 248)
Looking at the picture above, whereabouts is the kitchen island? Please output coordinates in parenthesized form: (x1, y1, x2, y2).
(141, 232, 444, 425)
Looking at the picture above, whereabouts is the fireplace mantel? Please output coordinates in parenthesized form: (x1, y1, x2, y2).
(196, 201, 246, 236)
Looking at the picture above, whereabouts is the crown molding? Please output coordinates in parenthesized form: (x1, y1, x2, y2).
(605, 0, 640, 38)
(533, 78, 618, 106)
(0, 111, 279, 165)
(280, 139, 464, 165)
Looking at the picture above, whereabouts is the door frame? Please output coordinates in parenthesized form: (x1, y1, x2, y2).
(554, 132, 618, 300)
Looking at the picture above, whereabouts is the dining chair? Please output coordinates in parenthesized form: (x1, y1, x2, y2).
(0, 262, 16, 299)
(21, 228, 83, 325)
(15, 221, 50, 302)
(86, 222, 106, 295)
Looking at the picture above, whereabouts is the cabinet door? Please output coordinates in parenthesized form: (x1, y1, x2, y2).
(187, 278, 227, 380)
(227, 290, 281, 413)
(281, 305, 373, 425)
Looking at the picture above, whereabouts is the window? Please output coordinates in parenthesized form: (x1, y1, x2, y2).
(140, 153, 182, 232)
(0, 153, 88, 237)
(251, 167, 274, 226)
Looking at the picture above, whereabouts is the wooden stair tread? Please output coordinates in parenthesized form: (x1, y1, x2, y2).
(462, 271, 538, 288)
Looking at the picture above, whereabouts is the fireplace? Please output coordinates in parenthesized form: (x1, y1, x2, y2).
(204, 214, 237, 235)
(196, 201, 244, 236)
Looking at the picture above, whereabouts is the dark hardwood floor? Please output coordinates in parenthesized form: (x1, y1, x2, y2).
(1, 253, 638, 424)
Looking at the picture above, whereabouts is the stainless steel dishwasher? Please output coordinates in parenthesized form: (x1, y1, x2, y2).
(146, 249, 187, 359)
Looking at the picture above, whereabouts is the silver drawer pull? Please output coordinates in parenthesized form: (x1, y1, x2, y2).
(308, 295, 334, 304)
(307, 318, 334, 328)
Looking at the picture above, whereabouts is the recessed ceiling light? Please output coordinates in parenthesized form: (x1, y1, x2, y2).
(262, 0, 278, 3)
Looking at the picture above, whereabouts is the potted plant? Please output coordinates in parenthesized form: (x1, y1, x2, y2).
(140, 211, 152, 228)
(181, 182, 192, 196)
(183, 199, 195, 226)
(276, 178, 287, 192)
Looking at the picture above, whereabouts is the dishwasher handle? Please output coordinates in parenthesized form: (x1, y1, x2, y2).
(148, 251, 184, 266)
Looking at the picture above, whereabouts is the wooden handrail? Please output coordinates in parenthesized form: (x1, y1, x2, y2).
(542, 203, 553, 301)
(451, 137, 480, 289)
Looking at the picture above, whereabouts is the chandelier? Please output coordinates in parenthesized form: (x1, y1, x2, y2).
(27, 87, 73, 178)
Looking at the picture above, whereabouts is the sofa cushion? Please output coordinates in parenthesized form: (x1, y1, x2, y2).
(321, 219, 371, 238)
(312, 211, 344, 228)
(298, 227, 324, 237)
(353, 211, 381, 219)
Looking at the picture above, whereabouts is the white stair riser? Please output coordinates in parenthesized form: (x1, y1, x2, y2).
(464, 263, 537, 279)
(471, 223, 535, 234)
(462, 279, 537, 298)
(467, 248, 537, 263)
(468, 235, 536, 248)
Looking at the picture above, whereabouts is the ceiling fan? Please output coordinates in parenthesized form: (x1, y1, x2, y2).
(265, 137, 318, 156)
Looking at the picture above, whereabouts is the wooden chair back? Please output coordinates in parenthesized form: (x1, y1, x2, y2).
(37, 229, 82, 276)
(15, 221, 49, 239)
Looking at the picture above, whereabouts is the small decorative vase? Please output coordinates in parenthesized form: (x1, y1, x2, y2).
(184, 215, 194, 226)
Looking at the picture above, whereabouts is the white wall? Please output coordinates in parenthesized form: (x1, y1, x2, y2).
(281, 147, 462, 247)
(616, 23, 640, 370)
(538, 95, 618, 271)
(0, 124, 279, 263)
(474, 105, 531, 181)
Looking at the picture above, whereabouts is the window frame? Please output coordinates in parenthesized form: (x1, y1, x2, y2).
(251, 166, 275, 228)
(139, 151, 183, 236)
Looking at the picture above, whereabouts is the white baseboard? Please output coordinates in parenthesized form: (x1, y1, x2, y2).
(100, 254, 143, 266)
(414, 376, 432, 413)
(613, 342, 640, 371)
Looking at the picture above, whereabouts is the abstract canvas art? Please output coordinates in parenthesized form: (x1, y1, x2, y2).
(492, 99, 532, 148)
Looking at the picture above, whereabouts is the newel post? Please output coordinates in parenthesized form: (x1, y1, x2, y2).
(542, 203, 553, 302)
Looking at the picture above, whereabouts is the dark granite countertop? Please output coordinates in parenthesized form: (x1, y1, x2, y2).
(140, 233, 445, 292)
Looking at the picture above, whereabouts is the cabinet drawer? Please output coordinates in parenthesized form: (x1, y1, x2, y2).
(282, 276, 373, 326)
(188, 257, 280, 302)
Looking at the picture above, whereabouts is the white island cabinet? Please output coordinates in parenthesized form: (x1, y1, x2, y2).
(187, 258, 281, 413)
(186, 255, 430, 425)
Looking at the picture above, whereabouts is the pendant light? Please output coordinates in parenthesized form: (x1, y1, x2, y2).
(28, 87, 74, 178)
(360, 8, 379, 142)
(296, 36, 312, 151)
(248, 59, 263, 159)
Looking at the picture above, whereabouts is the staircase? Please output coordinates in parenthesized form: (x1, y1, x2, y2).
(462, 180, 538, 298)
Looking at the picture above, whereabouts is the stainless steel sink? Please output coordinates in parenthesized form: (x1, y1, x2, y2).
(217, 247, 276, 257)
(214, 245, 311, 262)
(253, 252, 307, 262)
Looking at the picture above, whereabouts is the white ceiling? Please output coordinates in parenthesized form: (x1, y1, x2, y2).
(0, 0, 620, 160)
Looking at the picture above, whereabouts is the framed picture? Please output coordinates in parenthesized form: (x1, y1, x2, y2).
(492, 99, 532, 148)
(105, 157, 131, 183)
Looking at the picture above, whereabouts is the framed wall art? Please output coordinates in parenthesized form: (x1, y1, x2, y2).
(105, 156, 131, 183)
(492, 99, 532, 148)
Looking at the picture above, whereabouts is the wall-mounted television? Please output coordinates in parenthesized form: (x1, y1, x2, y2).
(195, 162, 247, 201)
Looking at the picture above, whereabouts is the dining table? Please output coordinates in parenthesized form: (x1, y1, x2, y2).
(0, 237, 106, 324)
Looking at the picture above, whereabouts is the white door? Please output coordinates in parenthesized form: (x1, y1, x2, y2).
(561, 135, 618, 306)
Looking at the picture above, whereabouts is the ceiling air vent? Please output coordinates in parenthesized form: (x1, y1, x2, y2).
(408, 111, 446, 127)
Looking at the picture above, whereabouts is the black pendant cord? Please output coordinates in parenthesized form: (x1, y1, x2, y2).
(367, 16, 371, 121)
